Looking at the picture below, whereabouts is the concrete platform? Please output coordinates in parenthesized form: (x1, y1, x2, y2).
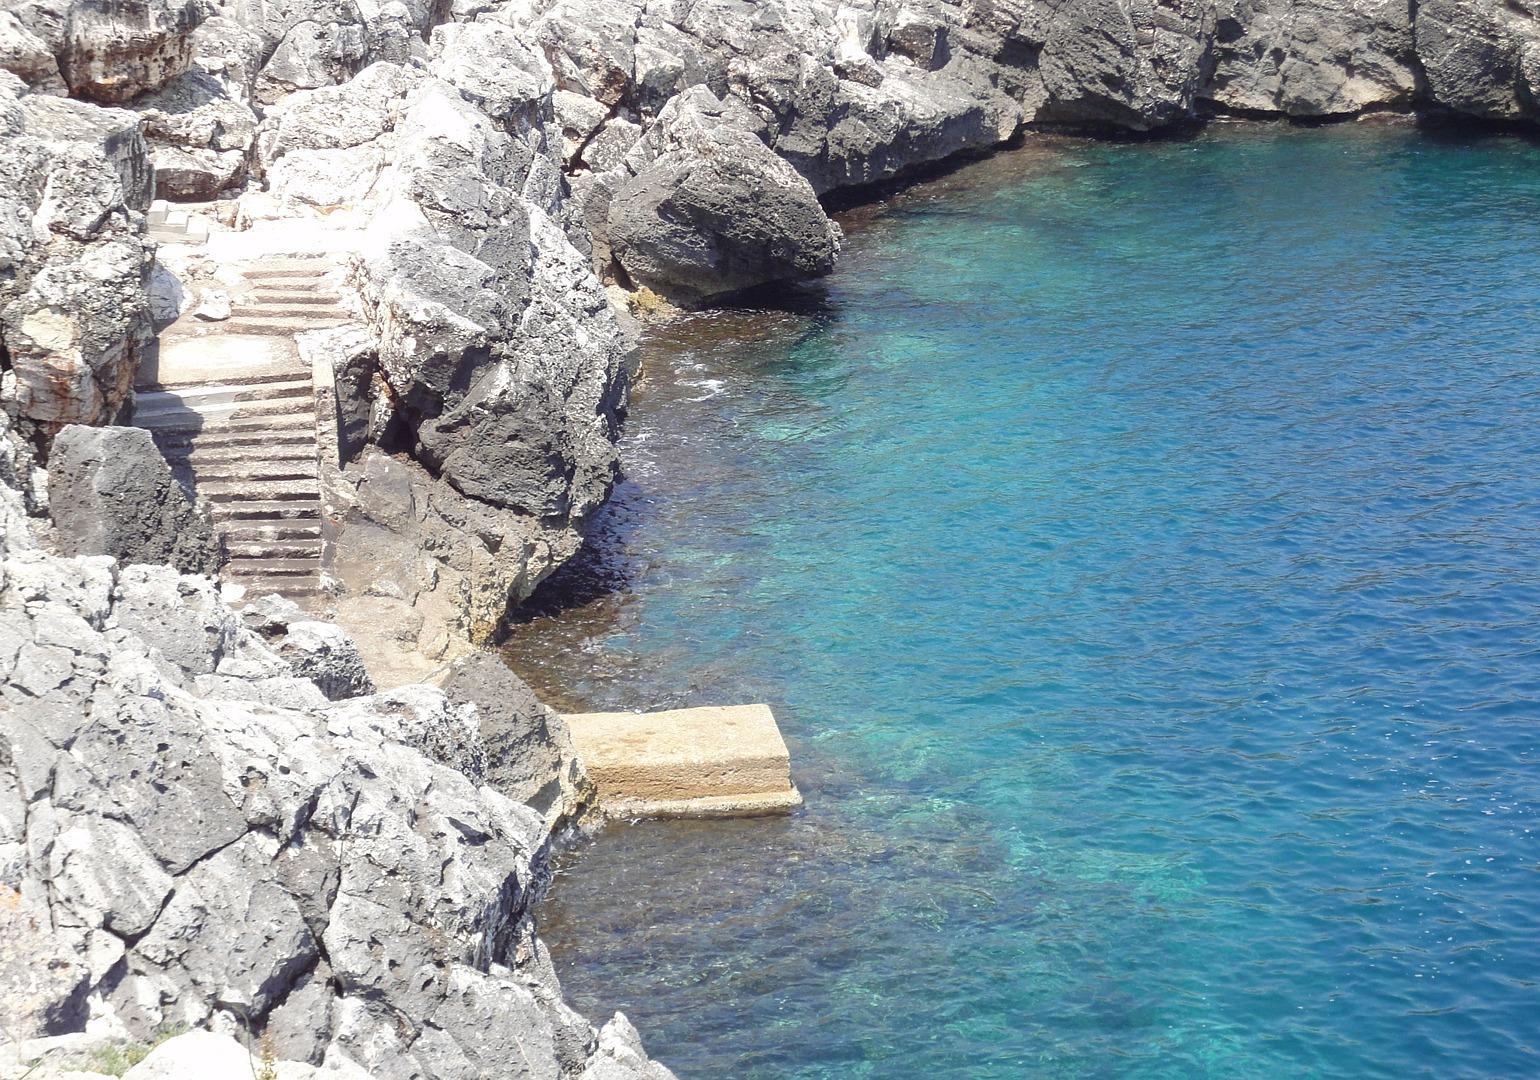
(564, 704, 802, 819)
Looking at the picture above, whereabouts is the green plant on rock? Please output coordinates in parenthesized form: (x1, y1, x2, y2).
(87, 1023, 187, 1077)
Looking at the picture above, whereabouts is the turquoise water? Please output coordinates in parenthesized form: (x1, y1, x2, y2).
(507, 124, 1540, 1078)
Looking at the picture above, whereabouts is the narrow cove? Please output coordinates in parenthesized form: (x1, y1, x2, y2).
(504, 124, 1540, 1079)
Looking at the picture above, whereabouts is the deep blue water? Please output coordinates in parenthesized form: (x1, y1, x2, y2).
(507, 123, 1540, 1079)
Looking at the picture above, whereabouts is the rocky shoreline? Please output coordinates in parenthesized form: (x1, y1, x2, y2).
(0, 409, 680, 1077)
(3, 0, 1539, 1075)
(5, 0, 1540, 658)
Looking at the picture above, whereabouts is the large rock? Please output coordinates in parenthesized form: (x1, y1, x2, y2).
(47, 424, 222, 575)
(326, 447, 581, 653)
(129, 69, 259, 199)
(0, 84, 155, 444)
(1206, 0, 1418, 116)
(606, 87, 842, 302)
(242, 594, 376, 700)
(0, 9, 63, 90)
(6, 0, 207, 101)
(1414, 0, 1540, 123)
(437, 650, 587, 815)
(580, 1014, 678, 1080)
(264, 23, 633, 654)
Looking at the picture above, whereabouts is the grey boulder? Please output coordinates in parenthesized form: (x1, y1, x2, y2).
(437, 650, 586, 815)
(1414, 0, 1540, 123)
(46, 424, 221, 576)
(129, 69, 259, 199)
(6, 0, 206, 101)
(0, 86, 155, 443)
(607, 88, 841, 303)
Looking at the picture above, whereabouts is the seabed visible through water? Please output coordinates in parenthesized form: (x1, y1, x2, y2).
(506, 122, 1540, 1079)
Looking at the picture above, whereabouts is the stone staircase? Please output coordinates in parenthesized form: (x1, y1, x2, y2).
(134, 254, 354, 603)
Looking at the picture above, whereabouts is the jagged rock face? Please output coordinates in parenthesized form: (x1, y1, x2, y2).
(976, 0, 1215, 131)
(606, 88, 842, 301)
(326, 446, 582, 651)
(328, 27, 627, 515)
(1205, 0, 1417, 116)
(241, 594, 377, 701)
(5, 0, 206, 101)
(438, 650, 583, 815)
(46, 423, 222, 575)
(128, 69, 259, 199)
(0, 79, 154, 444)
(0, 424, 673, 1079)
(1415, 0, 1540, 123)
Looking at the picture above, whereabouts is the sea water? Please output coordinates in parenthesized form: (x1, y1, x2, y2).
(504, 123, 1540, 1078)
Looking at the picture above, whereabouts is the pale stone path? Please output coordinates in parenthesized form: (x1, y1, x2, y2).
(134, 252, 354, 603)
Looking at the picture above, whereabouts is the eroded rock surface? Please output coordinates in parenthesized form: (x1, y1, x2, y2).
(0, 77, 154, 444)
(46, 423, 221, 575)
(604, 87, 842, 301)
(0, 416, 673, 1080)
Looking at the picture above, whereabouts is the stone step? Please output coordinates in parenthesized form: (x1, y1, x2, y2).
(135, 400, 314, 429)
(239, 583, 322, 605)
(149, 226, 208, 245)
(212, 500, 321, 521)
(142, 369, 310, 393)
(222, 558, 320, 578)
(242, 260, 335, 278)
(191, 463, 317, 484)
(246, 290, 343, 306)
(175, 443, 316, 467)
(138, 378, 313, 410)
(222, 520, 321, 542)
(229, 305, 350, 321)
(218, 315, 353, 336)
(225, 539, 322, 560)
(154, 412, 314, 435)
(159, 437, 314, 462)
(201, 479, 320, 502)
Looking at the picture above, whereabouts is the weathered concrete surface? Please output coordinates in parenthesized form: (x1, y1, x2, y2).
(565, 704, 802, 818)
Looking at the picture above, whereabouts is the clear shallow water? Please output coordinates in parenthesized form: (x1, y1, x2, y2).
(506, 124, 1540, 1078)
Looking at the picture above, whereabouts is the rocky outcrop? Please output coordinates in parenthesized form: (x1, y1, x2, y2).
(4, 0, 207, 102)
(1415, 0, 1540, 124)
(1205, 0, 1417, 117)
(0, 416, 674, 1079)
(129, 69, 259, 198)
(603, 87, 842, 302)
(247, 25, 632, 653)
(0, 77, 154, 444)
(241, 593, 376, 700)
(46, 423, 221, 574)
(438, 650, 585, 816)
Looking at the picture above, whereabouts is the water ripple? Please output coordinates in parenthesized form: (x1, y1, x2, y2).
(507, 125, 1540, 1079)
